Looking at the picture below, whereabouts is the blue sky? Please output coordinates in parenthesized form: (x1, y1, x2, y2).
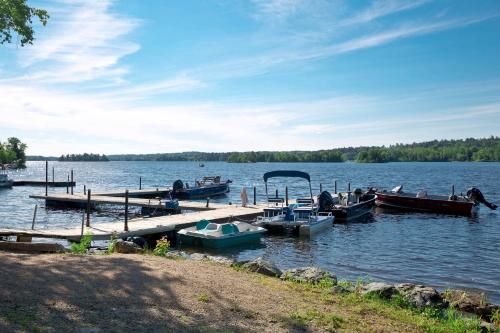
(0, 0, 499, 155)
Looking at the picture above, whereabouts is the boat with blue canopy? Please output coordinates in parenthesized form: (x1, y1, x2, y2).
(254, 170, 334, 237)
(177, 219, 266, 248)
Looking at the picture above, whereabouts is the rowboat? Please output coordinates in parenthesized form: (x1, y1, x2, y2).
(375, 186, 497, 216)
(0, 174, 13, 189)
(254, 170, 334, 237)
(177, 220, 266, 248)
(318, 188, 376, 221)
(171, 176, 231, 199)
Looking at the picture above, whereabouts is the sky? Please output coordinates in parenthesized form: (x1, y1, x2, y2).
(0, 0, 499, 156)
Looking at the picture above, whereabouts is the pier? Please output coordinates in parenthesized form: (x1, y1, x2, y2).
(13, 180, 76, 187)
(0, 204, 264, 241)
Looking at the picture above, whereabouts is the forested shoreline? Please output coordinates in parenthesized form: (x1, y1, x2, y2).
(0, 137, 27, 168)
(26, 137, 500, 163)
(58, 154, 109, 162)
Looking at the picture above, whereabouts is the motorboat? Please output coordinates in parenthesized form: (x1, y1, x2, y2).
(171, 176, 231, 199)
(318, 188, 376, 221)
(0, 173, 13, 189)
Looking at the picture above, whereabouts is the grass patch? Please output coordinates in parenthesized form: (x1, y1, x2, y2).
(288, 310, 344, 332)
(106, 232, 117, 254)
(198, 292, 210, 303)
(70, 232, 92, 254)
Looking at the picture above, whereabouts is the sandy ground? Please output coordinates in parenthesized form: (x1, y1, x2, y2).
(0, 252, 424, 333)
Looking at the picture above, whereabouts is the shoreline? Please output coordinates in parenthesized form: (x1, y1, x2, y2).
(0, 250, 497, 332)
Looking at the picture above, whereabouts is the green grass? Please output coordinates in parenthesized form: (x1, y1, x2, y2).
(288, 310, 344, 332)
(198, 293, 210, 303)
(70, 232, 92, 254)
(106, 232, 117, 254)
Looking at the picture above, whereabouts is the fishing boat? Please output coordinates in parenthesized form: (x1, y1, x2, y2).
(177, 219, 266, 248)
(375, 185, 497, 216)
(171, 176, 231, 199)
(0, 174, 13, 189)
(254, 170, 334, 237)
(318, 188, 376, 221)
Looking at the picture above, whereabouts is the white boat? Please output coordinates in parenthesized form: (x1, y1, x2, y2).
(178, 220, 266, 248)
(0, 173, 14, 188)
(254, 170, 334, 237)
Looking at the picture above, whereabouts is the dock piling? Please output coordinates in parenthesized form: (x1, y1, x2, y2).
(285, 186, 289, 206)
(452, 185, 455, 196)
(70, 170, 74, 195)
(86, 189, 91, 227)
(139, 177, 142, 190)
(320, 183, 323, 193)
(52, 167, 54, 183)
(81, 211, 85, 237)
(45, 161, 48, 196)
(31, 204, 38, 230)
(334, 180, 337, 194)
(83, 185, 86, 195)
(66, 175, 69, 194)
(348, 182, 351, 192)
(206, 197, 210, 208)
(124, 190, 129, 231)
(253, 186, 256, 205)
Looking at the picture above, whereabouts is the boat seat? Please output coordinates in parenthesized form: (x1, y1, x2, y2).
(196, 219, 210, 230)
(221, 223, 238, 235)
(205, 223, 219, 231)
(296, 198, 314, 205)
(268, 198, 284, 204)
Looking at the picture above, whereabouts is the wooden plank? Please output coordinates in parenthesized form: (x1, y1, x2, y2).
(0, 205, 266, 241)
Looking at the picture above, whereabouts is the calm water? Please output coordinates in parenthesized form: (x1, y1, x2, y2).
(1, 161, 499, 302)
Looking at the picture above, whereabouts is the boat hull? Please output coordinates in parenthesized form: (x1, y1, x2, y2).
(331, 197, 376, 221)
(375, 192, 477, 216)
(178, 231, 263, 249)
(0, 180, 13, 188)
(172, 183, 230, 199)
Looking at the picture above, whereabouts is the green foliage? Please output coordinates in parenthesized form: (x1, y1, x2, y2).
(198, 292, 210, 303)
(59, 153, 109, 162)
(0, 0, 49, 46)
(289, 310, 344, 332)
(106, 232, 117, 254)
(0, 137, 27, 168)
(70, 232, 92, 254)
(152, 236, 170, 256)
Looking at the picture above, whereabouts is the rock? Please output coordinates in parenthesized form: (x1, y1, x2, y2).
(113, 240, 142, 254)
(442, 289, 500, 321)
(281, 267, 337, 285)
(241, 257, 282, 277)
(126, 236, 146, 248)
(362, 282, 396, 299)
(190, 253, 208, 261)
(331, 285, 354, 294)
(395, 283, 444, 308)
(480, 320, 496, 333)
(207, 255, 234, 265)
(87, 247, 107, 255)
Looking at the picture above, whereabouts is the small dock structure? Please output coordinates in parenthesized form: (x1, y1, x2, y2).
(13, 180, 76, 187)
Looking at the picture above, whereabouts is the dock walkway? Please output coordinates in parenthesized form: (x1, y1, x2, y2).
(13, 180, 76, 187)
(0, 204, 265, 241)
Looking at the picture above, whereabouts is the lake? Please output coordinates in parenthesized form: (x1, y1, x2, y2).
(1, 161, 499, 303)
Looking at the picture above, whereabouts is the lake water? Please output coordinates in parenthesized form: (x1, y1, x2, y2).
(1, 161, 499, 303)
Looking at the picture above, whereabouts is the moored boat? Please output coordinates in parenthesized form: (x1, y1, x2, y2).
(171, 176, 231, 199)
(318, 188, 376, 221)
(375, 185, 497, 216)
(177, 219, 266, 248)
(254, 170, 334, 237)
(0, 174, 14, 189)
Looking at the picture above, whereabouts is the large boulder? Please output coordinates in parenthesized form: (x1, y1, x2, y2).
(281, 267, 337, 285)
(362, 282, 396, 299)
(395, 283, 444, 308)
(114, 240, 142, 254)
(241, 257, 282, 277)
(442, 289, 500, 321)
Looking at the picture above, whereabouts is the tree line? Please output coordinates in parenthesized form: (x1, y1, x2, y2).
(0, 137, 27, 168)
(59, 154, 109, 162)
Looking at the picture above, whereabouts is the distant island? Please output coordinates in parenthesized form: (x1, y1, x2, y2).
(26, 137, 499, 163)
(58, 154, 109, 162)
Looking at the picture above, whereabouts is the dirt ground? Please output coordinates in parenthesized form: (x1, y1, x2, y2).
(0, 252, 425, 333)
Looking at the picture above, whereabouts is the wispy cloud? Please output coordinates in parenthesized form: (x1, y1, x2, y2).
(18, 0, 140, 83)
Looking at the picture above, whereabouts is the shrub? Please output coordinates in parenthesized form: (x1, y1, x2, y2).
(70, 232, 92, 254)
(153, 236, 170, 256)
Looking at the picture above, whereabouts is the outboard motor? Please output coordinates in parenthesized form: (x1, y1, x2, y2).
(466, 187, 497, 210)
(172, 179, 184, 193)
(318, 191, 335, 212)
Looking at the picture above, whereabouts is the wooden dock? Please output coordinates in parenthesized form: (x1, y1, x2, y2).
(29, 193, 228, 212)
(0, 204, 265, 241)
(13, 180, 76, 187)
(93, 187, 171, 198)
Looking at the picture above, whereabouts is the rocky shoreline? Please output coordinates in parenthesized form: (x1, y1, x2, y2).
(107, 239, 498, 331)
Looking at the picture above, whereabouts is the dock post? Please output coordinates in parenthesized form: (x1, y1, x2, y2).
(253, 186, 256, 205)
(81, 211, 85, 236)
(285, 186, 289, 206)
(348, 182, 351, 192)
(83, 185, 86, 195)
(320, 183, 323, 193)
(52, 167, 54, 183)
(334, 180, 337, 194)
(124, 190, 129, 231)
(45, 161, 48, 196)
(451, 185, 455, 196)
(206, 197, 210, 208)
(139, 177, 142, 190)
(86, 189, 91, 227)
(31, 204, 38, 230)
(276, 189, 278, 198)
(66, 175, 69, 194)
(70, 170, 74, 195)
